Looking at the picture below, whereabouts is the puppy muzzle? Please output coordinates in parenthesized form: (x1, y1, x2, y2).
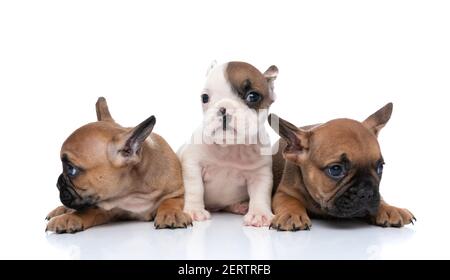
(56, 174, 92, 211)
(203, 100, 265, 145)
(329, 180, 380, 218)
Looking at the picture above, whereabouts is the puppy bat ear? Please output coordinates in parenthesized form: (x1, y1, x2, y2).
(206, 60, 218, 76)
(362, 102, 393, 137)
(268, 114, 309, 161)
(264, 65, 278, 82)
(118, 116, 156, 160)
(264, 65, 278, 100)
(96, 97, 114, 122)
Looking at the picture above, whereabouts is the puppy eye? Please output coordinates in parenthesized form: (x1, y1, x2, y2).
(245, 91, 262, 103)
(325, 164, 346, 180)
(376, 161, 384, 176)
(66, 164, 79, 177)
(201, 93, 209, 104)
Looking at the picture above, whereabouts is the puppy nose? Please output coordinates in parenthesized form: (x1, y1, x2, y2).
(219, 107, 226, 116)
(57, 174, 76, 206)
(348, 186, 374, 202)
(357, 188, 374, 201)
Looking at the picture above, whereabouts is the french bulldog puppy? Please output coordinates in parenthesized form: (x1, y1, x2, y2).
(178, 61, 279, 227)
(268, 103, 415, 231)
(45, 97, 192, 233)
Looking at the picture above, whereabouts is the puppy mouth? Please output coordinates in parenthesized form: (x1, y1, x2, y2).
(56, 174, 96, 211)
(212, 126, 238, 136)
(325, 183, 380, 218)
(209, 118, 259, 140)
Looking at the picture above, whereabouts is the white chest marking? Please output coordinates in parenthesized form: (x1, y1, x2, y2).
(200, 145, 270, 210)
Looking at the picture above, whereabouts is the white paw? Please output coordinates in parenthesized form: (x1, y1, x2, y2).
(184, 208, 211, 221)
(244, 210, 274, 227)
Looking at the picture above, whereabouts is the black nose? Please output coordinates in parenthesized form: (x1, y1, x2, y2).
(348, 186, 375, 202)
(219, 107, 226, 116)
(57, 174, 75, 206)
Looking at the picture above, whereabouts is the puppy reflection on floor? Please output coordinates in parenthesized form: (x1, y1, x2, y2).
(268, 103, 415, 231)
(45, 97, 191, 233)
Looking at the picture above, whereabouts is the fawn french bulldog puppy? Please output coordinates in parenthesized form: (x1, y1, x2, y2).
(45, 97, 191, 233)
(178, 61, 278, 226)
(268, 103, 415, 231)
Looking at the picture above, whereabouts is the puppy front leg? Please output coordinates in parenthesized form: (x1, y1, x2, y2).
(271, 191, 311, 231)
(182, 160, 210, 221)
(244, 168, 274, 227)
(46, 207, 115, 234)
(45, 205, 74, 220)
(154, 197, 193, 229)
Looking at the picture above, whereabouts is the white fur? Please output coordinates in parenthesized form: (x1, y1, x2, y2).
(178, 62, 274, 227)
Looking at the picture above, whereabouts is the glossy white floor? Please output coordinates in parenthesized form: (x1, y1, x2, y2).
(43, 214, 420, 260)
(0, 209, 444, 259)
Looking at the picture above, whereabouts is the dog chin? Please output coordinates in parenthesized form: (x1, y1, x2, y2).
(324, 203, 380, 218)
(326, 208, 371, 218)
(60, 198, 94, 211)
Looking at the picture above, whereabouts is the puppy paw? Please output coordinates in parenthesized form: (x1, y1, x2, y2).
(244, 210, 274, 227)
(184, 208, 211, 221)
(223, 201, 249, 215)
(45, 205, 73, 220)
(46, 213, 84, 234)
(270, 212, 312, 231)
(371, 204, 415, 228)
(154, 209, 193, 229)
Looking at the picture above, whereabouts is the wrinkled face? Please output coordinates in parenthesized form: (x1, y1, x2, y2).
(57, 123, 132, 210)
(201, 62, 276, 145)
(269, 103, 392, 218)
(300, 120, 383, 217)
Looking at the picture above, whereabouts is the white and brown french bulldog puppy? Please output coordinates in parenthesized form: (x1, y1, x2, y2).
(45, 97, 192, 233)
(178, 61, 279, 227)
(268, 103, 415, 231)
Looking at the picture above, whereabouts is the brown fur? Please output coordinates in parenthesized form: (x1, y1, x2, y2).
(45, 97, 191, 233)
(226, 61, 278, 110)
(269, 103, 415, 231)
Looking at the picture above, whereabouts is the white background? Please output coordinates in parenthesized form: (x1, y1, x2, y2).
(0, 0, 449, 259)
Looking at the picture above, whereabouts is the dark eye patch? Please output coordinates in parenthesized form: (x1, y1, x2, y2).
(225, 62, 274, 110)
(242, 79, 252, 92)
(235, 79, 263, 109)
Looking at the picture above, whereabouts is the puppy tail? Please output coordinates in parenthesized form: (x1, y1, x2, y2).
(96, 97, 114, 122)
